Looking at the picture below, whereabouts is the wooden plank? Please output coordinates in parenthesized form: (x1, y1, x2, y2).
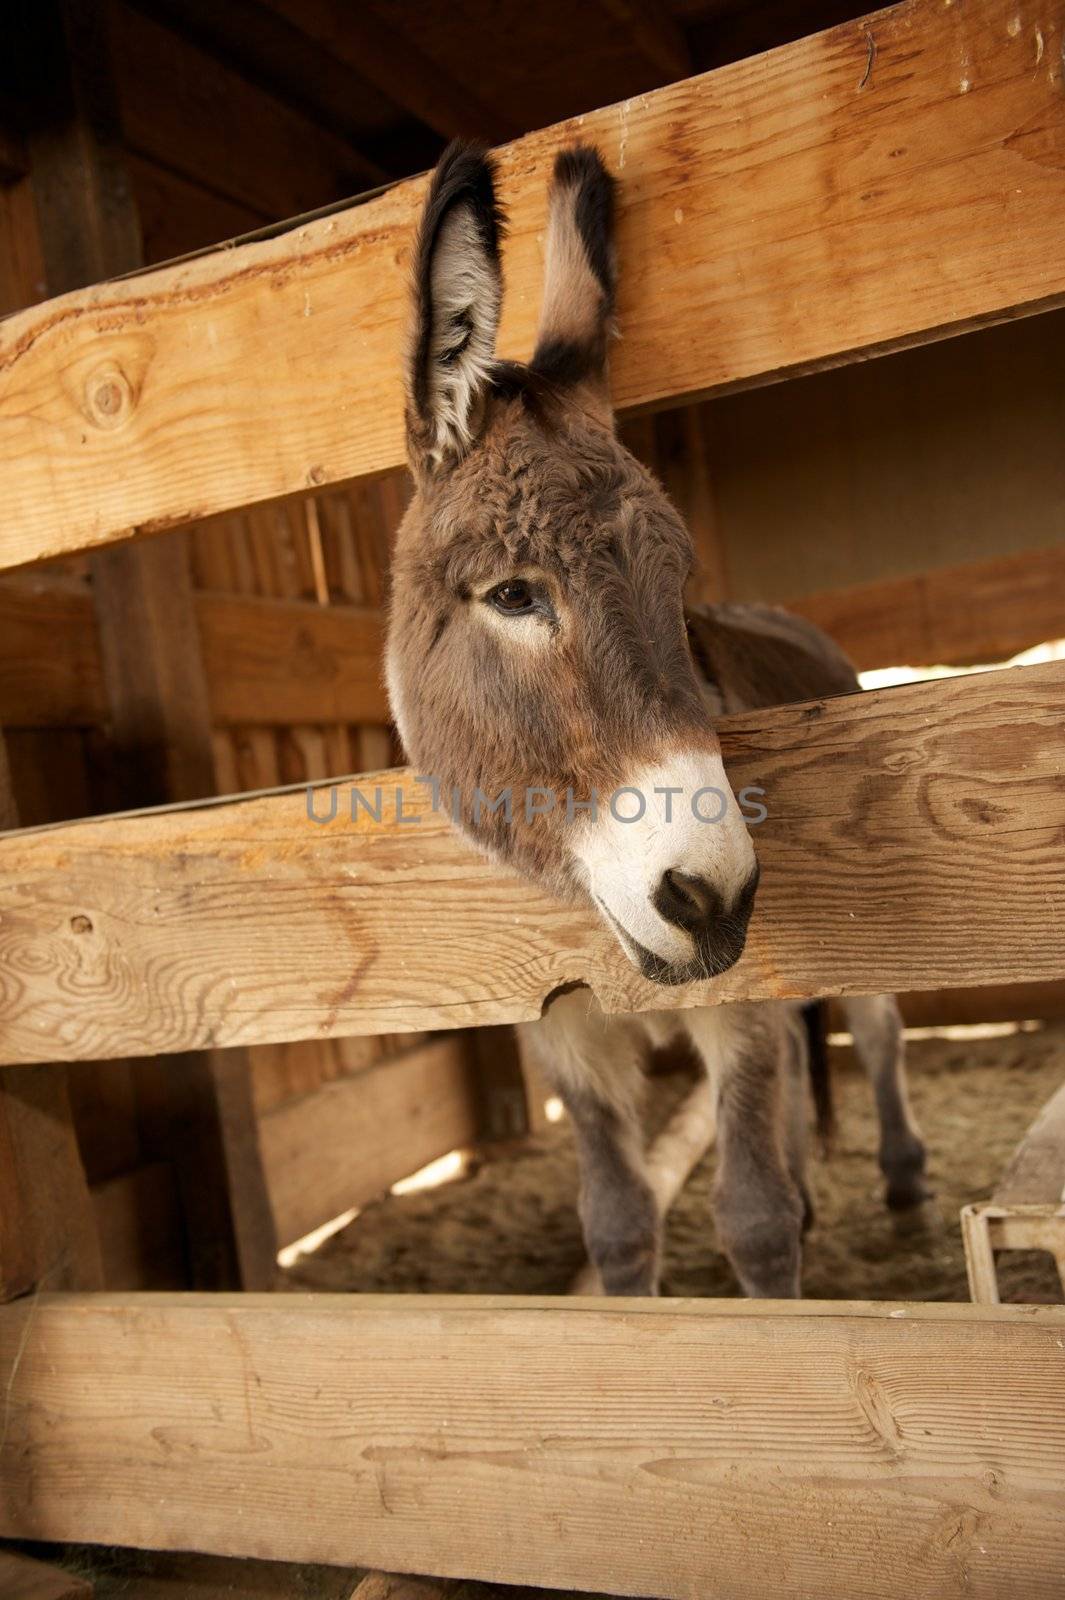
(0, 1063, 103, 1298)
(706, 311, 1065, 608)
(261, 1036, 480, 1246)
(2, 0, 1063, 568)
(1, 663, 1063, 1064)
(0, 1548, 91, 1600)
(90, 532, 218, 801)
(0, 729, 102, 1298)
(199, 592, 389, 727)
(894, 980, 1065, 1028)
(0, 579, 104, 728)
(790, 545, 1065, 672)
(0, 582, 387, 729)
(0, 1293, 1062, 1597)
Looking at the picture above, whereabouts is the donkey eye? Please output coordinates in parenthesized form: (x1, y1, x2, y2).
(487, 579, 535, 614)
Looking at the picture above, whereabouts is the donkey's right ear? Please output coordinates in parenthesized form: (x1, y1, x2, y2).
(406, 142, 505, 473)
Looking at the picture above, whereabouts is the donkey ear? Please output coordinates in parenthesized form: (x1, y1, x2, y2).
(406, 142, 505, 471)
(531, 145, 617, 423)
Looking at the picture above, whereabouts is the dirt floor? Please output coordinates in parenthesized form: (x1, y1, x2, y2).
(287, 1021, 1065, 1305)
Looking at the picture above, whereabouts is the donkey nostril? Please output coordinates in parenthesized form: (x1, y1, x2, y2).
(656, 869, 723, 932)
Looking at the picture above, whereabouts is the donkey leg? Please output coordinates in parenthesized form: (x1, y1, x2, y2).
(782, 1008, 815, 1235)
(842, 994, 929, 1209)
(518, 992, 660, 1296)
(687, 1004, 804, 1298)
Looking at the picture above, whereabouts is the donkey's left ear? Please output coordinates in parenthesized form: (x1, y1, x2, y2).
(406, 142, 505, 472)
(531, 145, 617, 425)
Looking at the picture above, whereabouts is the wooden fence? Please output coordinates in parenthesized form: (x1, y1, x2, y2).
(1, 1, 1064, 1593)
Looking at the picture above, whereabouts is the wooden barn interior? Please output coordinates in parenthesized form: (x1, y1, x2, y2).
(0, 0, 1063, 1596)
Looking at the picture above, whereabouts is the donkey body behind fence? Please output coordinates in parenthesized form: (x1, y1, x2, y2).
(386, 141, 928, 1297)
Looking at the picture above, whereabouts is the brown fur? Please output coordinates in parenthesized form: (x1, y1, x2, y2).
(387, 142, 927, 1299)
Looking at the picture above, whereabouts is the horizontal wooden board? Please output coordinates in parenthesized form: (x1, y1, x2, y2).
(198, 591, 388, 727)
(1, 0, 1064, 568)
(0, 664, 1063, 1064)
(0, 1293, 1063, 1597)
(0, 582, 387, 728)
(791, 544, 1065, 671)
(0, 579, 104, 726)
(895, 980, 1065, 1029)
(261, 1036, 480, 1246)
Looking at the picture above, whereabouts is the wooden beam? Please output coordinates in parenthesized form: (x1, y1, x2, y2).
(199, 591, 389, 727)
(0, 729, 102, 1298)
(790, 545, 1065, 673)
(894, 981, 1065, 1029)
(2, 0, 1063, 570)
(0, 580, 104, 727)
(0, 1064, 103, 1298)
(1, 663, 1062, 1065)
(0, 583, 388, 729)
(0, 1293, 1062, 1596)
(260, 1036, 480, 1248)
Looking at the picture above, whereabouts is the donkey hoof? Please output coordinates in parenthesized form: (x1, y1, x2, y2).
(885, 1176, 933, 1212)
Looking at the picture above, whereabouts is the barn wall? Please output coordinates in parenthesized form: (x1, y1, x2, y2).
(703, 311, 1065, 604)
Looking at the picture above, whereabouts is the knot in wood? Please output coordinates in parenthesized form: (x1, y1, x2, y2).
(86, 366, 133, 431)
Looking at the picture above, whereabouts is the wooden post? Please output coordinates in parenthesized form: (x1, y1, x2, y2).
(20, 0, 276, 1289)
(0, 731, 101, 1301)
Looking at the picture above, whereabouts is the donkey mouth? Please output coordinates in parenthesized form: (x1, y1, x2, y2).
(594, 896, 750, 987)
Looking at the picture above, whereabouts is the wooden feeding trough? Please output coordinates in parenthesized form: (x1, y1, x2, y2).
(1, 0, 1064, 1594)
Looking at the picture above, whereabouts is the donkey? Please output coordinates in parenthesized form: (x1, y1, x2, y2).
(386, 142, 928, 1297)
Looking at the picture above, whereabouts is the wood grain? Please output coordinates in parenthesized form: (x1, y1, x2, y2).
(2, 0, 1063, 568)
(790, 545, 1065, 672)
(0, 1293, 1062, 1597)
(0, 728, 101, 1297)
(0, 663, 1062, 1065)
(260, 1036, 480, 1247)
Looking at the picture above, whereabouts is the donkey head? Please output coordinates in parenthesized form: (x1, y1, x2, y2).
(387, 143, 758, 985)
